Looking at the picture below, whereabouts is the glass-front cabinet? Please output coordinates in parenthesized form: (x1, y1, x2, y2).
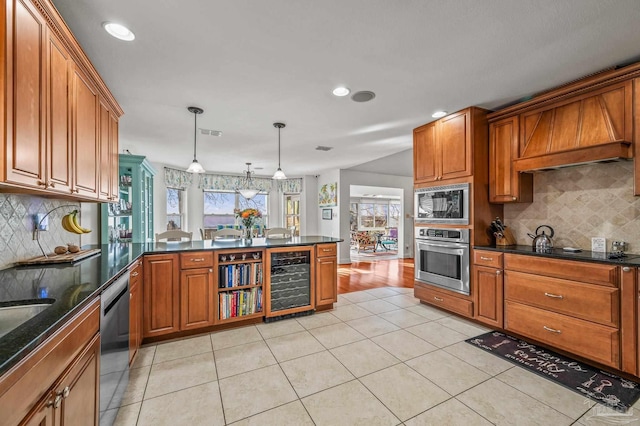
(265, 246, 315, 318)
(101, 154, 156, 243)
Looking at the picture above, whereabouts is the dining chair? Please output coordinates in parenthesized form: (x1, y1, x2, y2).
(210, 228, 243, 239)
(155, 230, 193, 242)
(265, 227, 292, 238)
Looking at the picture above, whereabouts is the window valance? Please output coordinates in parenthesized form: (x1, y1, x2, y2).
(198, 173, 273, 192)
(276, 178, 303, 193)
(164, 167, 193, 190)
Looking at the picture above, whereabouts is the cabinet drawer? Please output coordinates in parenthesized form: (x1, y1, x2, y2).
(504, 254, 618, 287)
(505, 271, 619, 327)
(316, 243, 337, 258)
(505, 301, 619, 368)
(414, 282, 473, 317)
(473, 250, 503, 268)
(180, 251, 214, 269)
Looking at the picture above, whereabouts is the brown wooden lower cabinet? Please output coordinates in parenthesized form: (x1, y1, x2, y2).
(180, 267, 215, 330)
(316, 244, 337, 309)
(473, 265, 503, 328)
(505, 300, 620, 368)
(143, 254, 180, 338)
(0, 298, 100, 426)
(414, 282, 473, 317)
(129, 260, 143, 365)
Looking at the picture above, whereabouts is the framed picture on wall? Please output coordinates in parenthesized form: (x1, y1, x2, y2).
(322, 209, 332, 220)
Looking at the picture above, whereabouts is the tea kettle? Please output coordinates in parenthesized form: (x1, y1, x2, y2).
(528, 225, 554, 252)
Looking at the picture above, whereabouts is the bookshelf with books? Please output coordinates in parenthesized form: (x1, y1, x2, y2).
(216, 249, 265, 322)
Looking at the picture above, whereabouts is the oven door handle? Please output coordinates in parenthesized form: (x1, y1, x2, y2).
(416, 240, 469, 252)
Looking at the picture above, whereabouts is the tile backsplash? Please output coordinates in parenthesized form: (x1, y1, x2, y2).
(0, 194, 80, 269)
(504, 161, 640, 253)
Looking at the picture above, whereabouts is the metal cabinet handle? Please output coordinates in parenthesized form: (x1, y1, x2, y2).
(47, 393, 63, 408)
(623, 267, 631, 272)
(433, 296, 444, 302)
(131, 271, 139, 277)
(496, 270, 502, 275)
(209, 268, 213, 272)
(512, 196, 517, 201)
(48, 181, 55, 188)
(480, 256, 493, 261)
(191, 258, 205, 262)
(62, 386, 70, 398)
(543, 325, 561, 334)
(544, 292, 563, 299)
(322, 248, 332, 252)
(37, 180, 48, 187)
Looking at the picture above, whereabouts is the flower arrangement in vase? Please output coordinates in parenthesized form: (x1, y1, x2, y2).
(234, 208, 261, 240)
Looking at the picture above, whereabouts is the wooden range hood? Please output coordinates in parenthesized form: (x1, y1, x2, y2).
(512, 80, 633, 172)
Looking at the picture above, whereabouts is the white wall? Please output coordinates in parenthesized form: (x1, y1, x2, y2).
(316, 170, 341, 240)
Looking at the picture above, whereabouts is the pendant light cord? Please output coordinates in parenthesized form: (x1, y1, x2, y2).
(193, 112, 198, 161)
(277, 126, 281, 169)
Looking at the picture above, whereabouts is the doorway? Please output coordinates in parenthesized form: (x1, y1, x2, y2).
(349, 185, 403, 262)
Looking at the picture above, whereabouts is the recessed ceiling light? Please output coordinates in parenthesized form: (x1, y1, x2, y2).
(332, 87, 350, 97)
(315, 146, 333, 151)
(431, 110, 447, 118)
(103, 22, 135, 41)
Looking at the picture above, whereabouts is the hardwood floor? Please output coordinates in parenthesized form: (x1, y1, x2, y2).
(338, 258, 415, 294)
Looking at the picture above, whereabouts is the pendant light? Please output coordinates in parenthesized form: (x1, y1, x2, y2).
(272, 122, 287, 180)
(186, 106, 205, 173)
(237, 163, 260, 200)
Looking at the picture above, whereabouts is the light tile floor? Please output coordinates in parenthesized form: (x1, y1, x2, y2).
(109, 286, 640, 425)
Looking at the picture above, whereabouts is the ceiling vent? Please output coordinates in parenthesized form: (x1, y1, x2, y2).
(351, 91, 376, 102)
(200, 128, 222, 136)
(315, 146, 333, 151)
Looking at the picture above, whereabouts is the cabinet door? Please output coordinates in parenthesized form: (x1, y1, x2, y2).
(129, 263, 142, 365)
(56, 334, 100, 426)
(45, 30, 72, 194)
(316, 256, 337, 308)
(98, 101, 112, 201)
(474, 265, 503, 328)
(620, 266, 637, 375)
(439, 109, 471, 180)
(180, 267, 215, 330)
(413, 122, 438, 183)
(489, 116, 532, 203)
(109, 113, 119, 200)
(70, 64, 99, 198)
(5, 0, 47, 188)
(143, 254, 180, 337)
(21, 395, 55, 426)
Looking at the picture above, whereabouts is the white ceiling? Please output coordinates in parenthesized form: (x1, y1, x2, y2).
(51, 0, 640, 178)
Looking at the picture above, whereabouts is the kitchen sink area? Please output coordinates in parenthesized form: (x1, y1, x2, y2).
(0, 300, 55, 339)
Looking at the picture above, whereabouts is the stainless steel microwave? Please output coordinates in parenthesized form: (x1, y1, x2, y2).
(414, 183, 469, 225)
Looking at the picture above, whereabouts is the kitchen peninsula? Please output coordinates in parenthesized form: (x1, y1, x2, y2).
(0, 236, 339, 426)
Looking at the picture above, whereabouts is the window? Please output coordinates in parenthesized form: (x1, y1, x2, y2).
(203, 191, 268, 229)
(166, 188, 183, 230)
(356, 199, 400, 230)
(284, 194, 300, 236)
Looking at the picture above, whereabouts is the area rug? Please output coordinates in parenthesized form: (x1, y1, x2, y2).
(467, 331, 640, 411)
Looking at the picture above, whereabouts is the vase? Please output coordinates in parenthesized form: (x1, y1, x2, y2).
(244, 226, 253, 243)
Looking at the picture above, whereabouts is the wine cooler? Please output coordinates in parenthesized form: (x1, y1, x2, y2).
(266, 247, 315, 318)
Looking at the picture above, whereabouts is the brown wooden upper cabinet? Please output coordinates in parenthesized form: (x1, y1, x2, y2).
(488, 116, 533, 203)
(0, 0, 122, 202)
(414, 108, 472, 184)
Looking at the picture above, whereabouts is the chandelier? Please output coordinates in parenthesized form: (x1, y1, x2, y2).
(186, 106, 205, 173)
(237, 163, 260, 200)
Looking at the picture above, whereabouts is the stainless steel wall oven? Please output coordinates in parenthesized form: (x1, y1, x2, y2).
(415, 227, 470, 295)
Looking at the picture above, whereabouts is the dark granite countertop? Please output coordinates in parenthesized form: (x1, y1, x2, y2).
(475, 245, 640, 266)
(0, 236, 340, 375)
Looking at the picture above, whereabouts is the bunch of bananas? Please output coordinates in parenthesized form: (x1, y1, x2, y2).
(61, 210, 91, 234)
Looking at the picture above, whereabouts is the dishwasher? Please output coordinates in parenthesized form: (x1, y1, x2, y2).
(99, 271, 130, 425)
